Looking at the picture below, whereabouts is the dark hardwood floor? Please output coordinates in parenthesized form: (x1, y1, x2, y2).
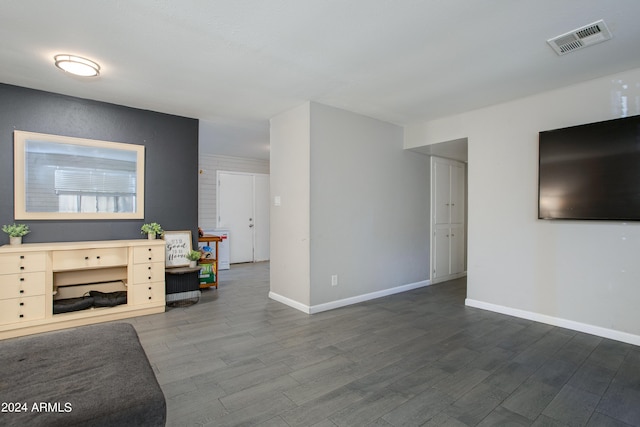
(127, 262, 640, 426)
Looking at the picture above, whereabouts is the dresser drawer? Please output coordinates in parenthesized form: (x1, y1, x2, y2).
(0, 295, 46, 324)
(132, 262, 165, 284)
(0, 272, 47, 300)
(133, 246, 165, 264)
(53, 247, 128, 271)
(130, 282, 165, 305)
(0, 252, 47, 275)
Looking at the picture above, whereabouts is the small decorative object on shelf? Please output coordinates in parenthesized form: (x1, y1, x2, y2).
(187, 249, 202, 268)
(2, 223, 30, 245)
(197, 234, 221, 289)
(141, 222, 163, 240)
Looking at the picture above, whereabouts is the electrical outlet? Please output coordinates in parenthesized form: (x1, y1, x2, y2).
(331, 275, 338, 286)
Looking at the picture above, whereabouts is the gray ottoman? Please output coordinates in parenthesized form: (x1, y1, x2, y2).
(0, 323, 166, 426)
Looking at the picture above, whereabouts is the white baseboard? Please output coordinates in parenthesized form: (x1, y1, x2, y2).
(268, 292, 311, 314)
(431, 271, 467, 285)
(465, 298, 640, 347)
(269, 279, 431, 315)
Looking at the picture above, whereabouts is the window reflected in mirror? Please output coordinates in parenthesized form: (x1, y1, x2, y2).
(14, 131, 145, 220)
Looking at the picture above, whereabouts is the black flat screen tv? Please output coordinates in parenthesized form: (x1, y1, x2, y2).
(538, 114, 640, 221)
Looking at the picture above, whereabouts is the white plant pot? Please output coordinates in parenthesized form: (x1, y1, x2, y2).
(147, 233, 156, 240)
(9, 236, 22, 245)
(189, 260, 197, 268)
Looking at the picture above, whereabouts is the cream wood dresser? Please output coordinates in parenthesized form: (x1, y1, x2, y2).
(0, 239, 166, 339)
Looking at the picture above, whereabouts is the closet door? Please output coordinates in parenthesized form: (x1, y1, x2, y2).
(450, 163, 465, 226)
(433, 160, 452, 226)
(431, 157, 466, 284)
(449, 225, 465, 275)
(433, 227, 452, 280)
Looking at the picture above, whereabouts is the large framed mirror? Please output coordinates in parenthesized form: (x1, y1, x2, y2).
(14, 131, 145, 220)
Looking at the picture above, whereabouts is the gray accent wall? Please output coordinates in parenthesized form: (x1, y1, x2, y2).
(0, 83, 199, 245)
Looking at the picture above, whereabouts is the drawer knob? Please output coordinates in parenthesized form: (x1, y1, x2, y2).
(19, 290, 24, 294)
(148, 248, 152, 251)
(20, 302, 24, 306)
(148, 296, 152, 300)
(148, 257, 152, 261)
(20, 278, 24, 282)
(148, 266, 152, 270)
(19, 314, 24, 318)
(96, 256, 101, 259)
(148, 286, 152, 290)
(20, 266, 24, 270)
(148, 276, 151, 280)
(85, 256, 89, 260)
(19, 255, 24, 259)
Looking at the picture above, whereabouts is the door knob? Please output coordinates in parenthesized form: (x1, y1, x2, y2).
(249, 224, 254, 228)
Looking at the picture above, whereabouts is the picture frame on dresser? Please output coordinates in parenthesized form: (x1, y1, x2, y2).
(164, 230, 192, 268)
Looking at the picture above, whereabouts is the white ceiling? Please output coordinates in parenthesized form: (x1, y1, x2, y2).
(2, 1, 640, 160)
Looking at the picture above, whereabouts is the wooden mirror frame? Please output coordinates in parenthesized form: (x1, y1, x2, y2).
(14, 130, 145, 220)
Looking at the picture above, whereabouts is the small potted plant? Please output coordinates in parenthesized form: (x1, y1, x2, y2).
(187, 249, 201, 267)
(2, 223, 30, 245)
(141, 222, 163, 239)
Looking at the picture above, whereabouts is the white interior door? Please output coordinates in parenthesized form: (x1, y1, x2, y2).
(217, 172, 270, 264)
(218, 172, 254, 263)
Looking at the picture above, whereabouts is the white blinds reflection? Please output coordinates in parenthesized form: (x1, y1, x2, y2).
(58, 194, 135, 213)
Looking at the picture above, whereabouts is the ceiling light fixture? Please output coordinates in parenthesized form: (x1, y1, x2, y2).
(54, 54, 100, 77)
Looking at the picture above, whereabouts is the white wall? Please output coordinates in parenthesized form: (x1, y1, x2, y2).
(405, 67, 640, 345)
(269, 102, 312, 307)
(309, 103, 431, 307)
(198, 153, 270, 230)
(269, 101, 431, 313)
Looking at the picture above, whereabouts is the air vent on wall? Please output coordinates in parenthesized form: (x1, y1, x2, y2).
(547, 20, 612, 56)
